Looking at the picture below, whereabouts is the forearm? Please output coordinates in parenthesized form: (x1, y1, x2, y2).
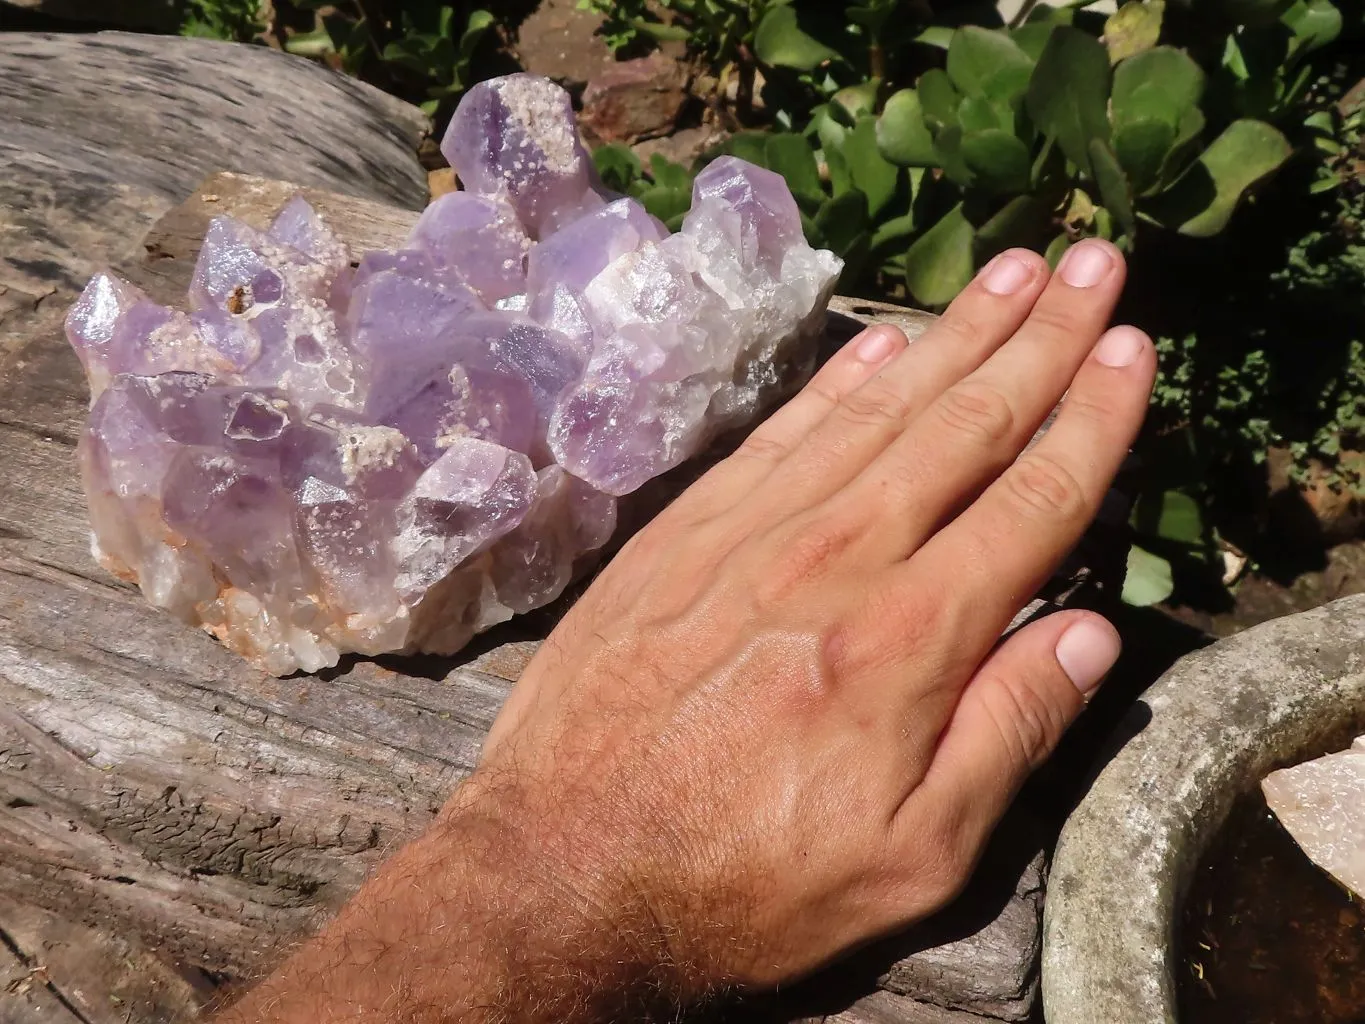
(213, 787, 715, 1024)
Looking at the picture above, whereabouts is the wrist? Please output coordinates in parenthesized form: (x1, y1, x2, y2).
(216, 777, 723, 1023)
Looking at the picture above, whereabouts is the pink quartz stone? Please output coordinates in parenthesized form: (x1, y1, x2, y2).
(1263, 737, 1365, 898)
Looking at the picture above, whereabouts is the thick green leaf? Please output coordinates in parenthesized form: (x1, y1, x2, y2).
(958, 96, 1001, 133)
(915, 25, 955, 48)
(961, 130, 1032, 194)
(1044, 232, 1071, 268)
(764, 133, 823, 201)
(814, 190, 870, 255)
(1155, 105, 1206, 189)
(1149, 119, 1292, 237)
(753, 4, 841, 71)
(904, 204, 975, 307)
(460, 9, 495, 60)
(845, 117, 900, 218)
(650, 152, 693, 191)
(1113, 117, 1174, 194)
(870, 212, 918, 250)
(833, 79, 881, 122)
(1090, 139, 1135, 236)
(1122, 545, 1174, 606)
(1111, 47, 1204, 130)
(813, 106, 849, 156)
(727, 130, 770, 167)
(1282, 0, 1342, 57)
(284, 27, 335, 56)
(932, 125, 976, 186)
(592, 143, 642, 191)
(947, 27, 1034, 99)
(1011, 22, 1056, 61)
(1134, 489, 1206, 545)
(848, 0, 897, 36)
(1025, 26, 1112, 176)
(1103, 1, 1163, 63)
(975, 195, 1051, 258)
(826, 143, 854, 197)
(917, 69, 961, 131)
(636, 184, 691, 225)
(877, 90, 938, 167)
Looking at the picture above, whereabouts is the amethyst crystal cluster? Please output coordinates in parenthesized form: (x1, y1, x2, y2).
(68, 74, 841, 675)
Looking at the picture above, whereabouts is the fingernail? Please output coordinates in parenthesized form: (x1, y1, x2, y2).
(1093, 326, 1147, 368)
(979, 253, 1033, 296)
(1055, 619, 1121, 695)
(854, 326, 900, 364)
(1058, 241, 1114, 288)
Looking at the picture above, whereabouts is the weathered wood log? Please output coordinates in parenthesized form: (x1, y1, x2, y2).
(0, 174, 1124, 1024)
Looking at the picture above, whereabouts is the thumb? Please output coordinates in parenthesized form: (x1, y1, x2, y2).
(901, 610, 1120, 846)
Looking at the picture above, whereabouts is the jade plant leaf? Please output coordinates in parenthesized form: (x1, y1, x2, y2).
(905, 203, 975, 306)
(918, 69, 962, 132)
(1090, 138, 1136, 237)
(933, 125, 977, 187)
(946, 26, 1034, 100)
(754, 5, 841, 71)
(975, 195, 1051, 259)
(1149, 119, 1292, 236)
(1112, 46, 1204, 130)
(1026, 26, 1112, 176)
(1103, 0, 1164, 63)
(845, 117, 900, 218)
(833, 79, 882, 123)
(764, 133, 823, 203)
(1113, 117, 1175, 194)
(962, 129, 1033, 194)
(1122, 544, 1174, 606)
(878, 89, 938, 167)
(958, 95, 1003, 133)
(815, 190, 870, 256)
(1282, 0, 1343, 57)
(1133, 488, 1206, 546)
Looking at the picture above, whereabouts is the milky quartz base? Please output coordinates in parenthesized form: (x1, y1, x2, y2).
(1263, 735, 1365, 898)
(66, 73, 841, 675)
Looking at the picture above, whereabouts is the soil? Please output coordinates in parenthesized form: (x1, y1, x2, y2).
(1177, 787, 1365, 1024)
(1164, 539, 1365, 638)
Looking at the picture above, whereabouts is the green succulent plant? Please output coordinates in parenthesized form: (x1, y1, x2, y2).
(873, 14, 1311, 306)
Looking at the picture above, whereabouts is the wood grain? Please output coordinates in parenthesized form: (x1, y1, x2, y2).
(0, 176, 1112, 1023)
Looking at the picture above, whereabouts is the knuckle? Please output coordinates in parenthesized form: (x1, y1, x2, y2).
(983, 671, 1070, 771)
(1061, 390, 1113, 426)
(835, 381, 912, 431)
(935, 381, 1016, 447)
(931, 310, 983, 350)
(734, 431, 791, 464)
(1025, 302, 1085, 338)
(753, 514, 854, 603)
(1005, 452, 1087, 519)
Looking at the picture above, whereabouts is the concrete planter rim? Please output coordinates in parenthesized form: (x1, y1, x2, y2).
(1042, 594, 1365, 1024)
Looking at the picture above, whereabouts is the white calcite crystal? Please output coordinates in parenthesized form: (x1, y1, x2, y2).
(66, 73, 841, 675)
(1262, 735, 1365, 898)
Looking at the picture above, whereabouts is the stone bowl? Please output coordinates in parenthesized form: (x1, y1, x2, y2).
(1041, 593, 1365, 1023)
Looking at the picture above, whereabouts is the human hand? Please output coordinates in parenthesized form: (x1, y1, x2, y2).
(216, 239, 1152, 1024)
(470, 240, 1153, 994)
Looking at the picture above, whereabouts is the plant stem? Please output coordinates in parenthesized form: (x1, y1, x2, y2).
(1008, 0, 1040, 30)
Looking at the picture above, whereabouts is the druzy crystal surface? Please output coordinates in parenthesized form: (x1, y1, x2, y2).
(68, 73, 841, 675)
(1262, 735, 1365, 898)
